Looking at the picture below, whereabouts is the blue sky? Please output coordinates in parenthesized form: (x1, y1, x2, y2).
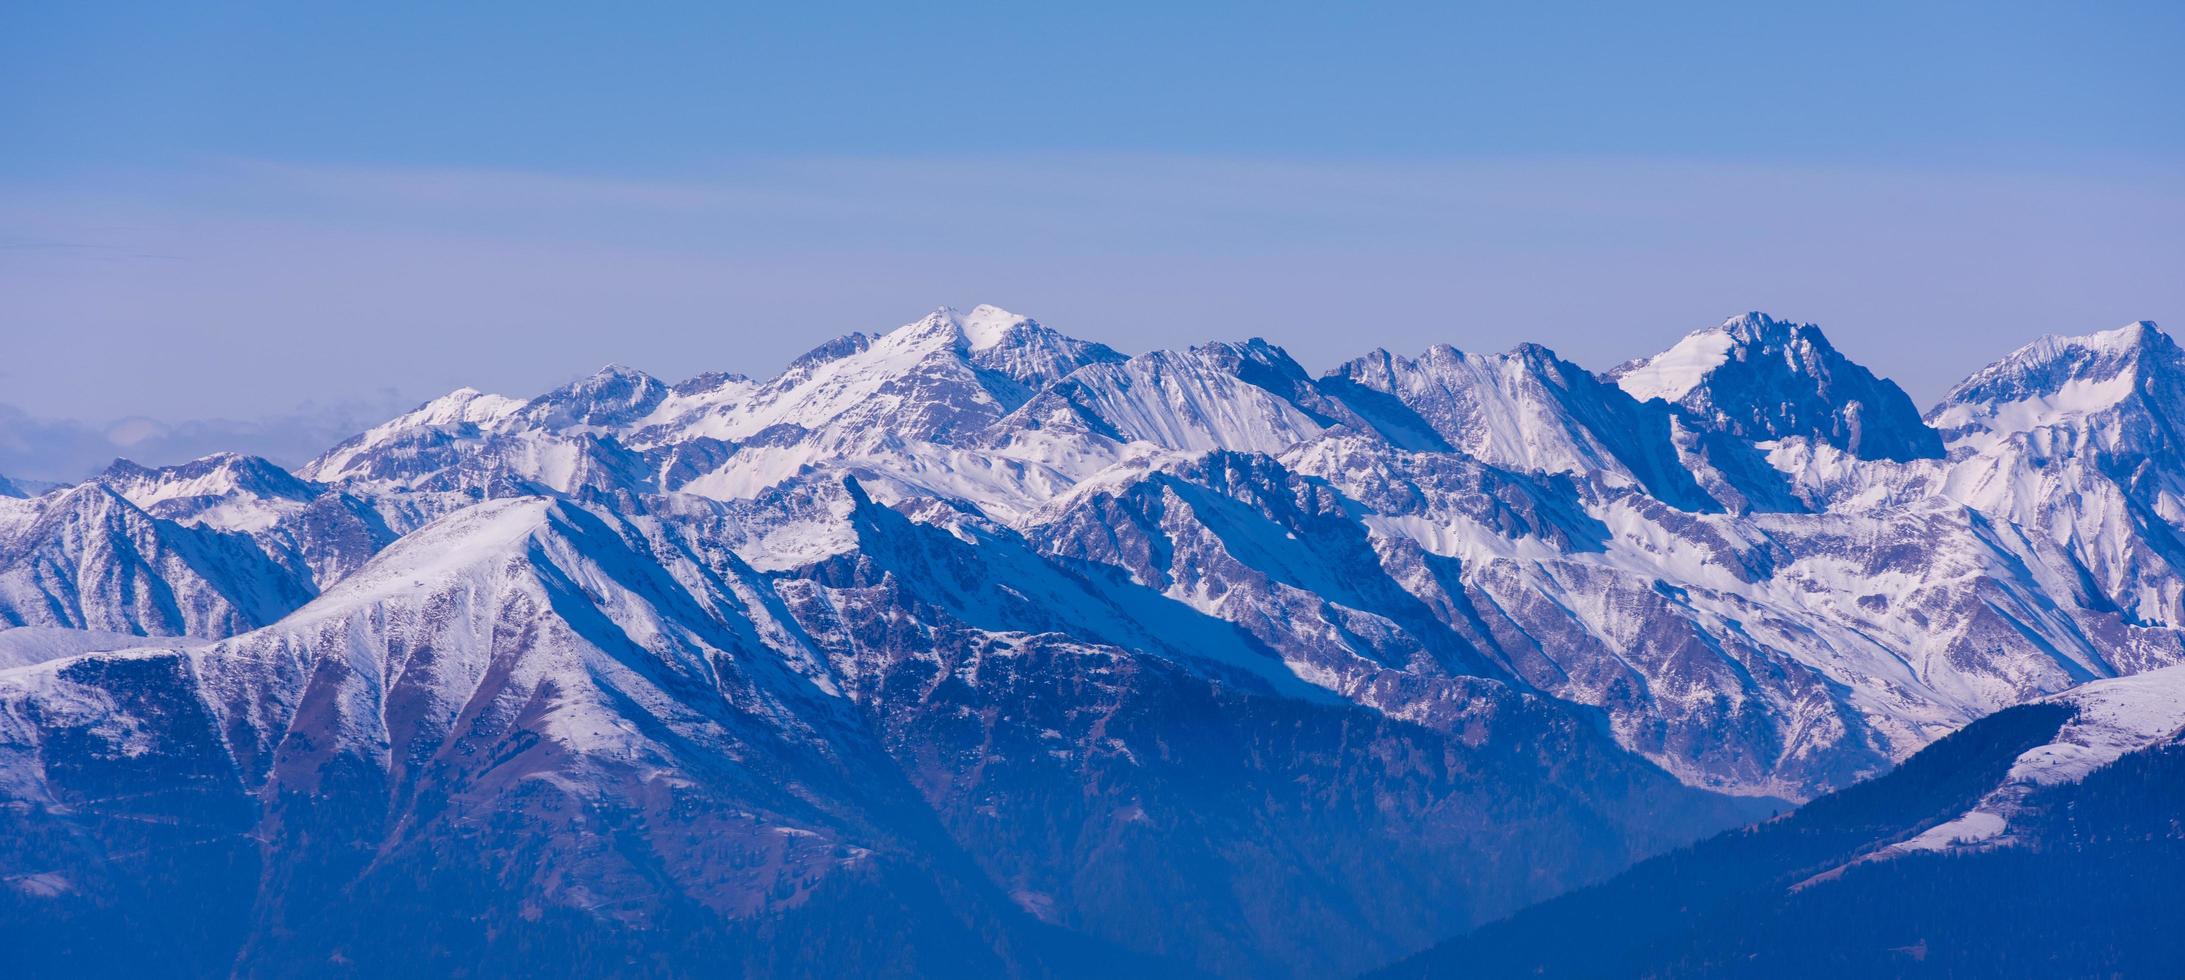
(2, 2, 2181, 476)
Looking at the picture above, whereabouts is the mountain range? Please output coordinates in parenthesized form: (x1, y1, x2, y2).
(2, 305, 2182, 977)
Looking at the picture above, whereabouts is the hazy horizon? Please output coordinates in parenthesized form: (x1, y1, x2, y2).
(6, 3, 2181, 479)
(3, 294, 2173, 484)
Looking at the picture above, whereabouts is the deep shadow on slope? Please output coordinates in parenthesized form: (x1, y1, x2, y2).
(1370, 701, 2093, 978)
(1558, 742, 2185, 978)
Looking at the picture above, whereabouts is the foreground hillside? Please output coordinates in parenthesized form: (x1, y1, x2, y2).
(1374, 665, 2185, 978)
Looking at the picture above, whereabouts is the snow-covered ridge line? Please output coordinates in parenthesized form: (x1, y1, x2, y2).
(7, 304, 2180, 802)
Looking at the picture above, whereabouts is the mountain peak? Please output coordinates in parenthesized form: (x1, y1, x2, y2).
(91, 452, 318, 531)
(890, 303, 1066, 355)
(669, 369, 752, 395)
(98, 456, 156, 481)
(1613, 313, 1941, 461)
(955, 305, 1125, 387)
(1720, 310, 1801, 344)
(291, 496, 558, 622)
(97, 450, 274, 486)
(1192, 336, 1298, 365)
(1615, 312, 1805, 404)
(45, 477, 134, 512)
(899, 305, 966, 337)
(2080, 319, 2163, 354)
(1987, 320, 2173, 376)
(410, 387, 528, 427)
(299, 387, 527, 485)
(518, 363, 670, 430)
(568, 362, 660, 388)
(1930, 321, 2181, 436)
(1506, 340, 1571, 369)
(878, 306, 1014, 360)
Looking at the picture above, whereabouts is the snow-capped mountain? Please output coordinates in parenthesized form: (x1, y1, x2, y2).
(4, 303, 2183, 975)
(1330, 341, 1716, 508)
(0, 482, 313, 636)
(1926, 321, 2185, 628)
(21, 305, 2185, 793)
(1614, 312, 1944, 462)
(297, 385, 527, 485)
(0, 493, 1753, 977)
(97, 452, 319, 531)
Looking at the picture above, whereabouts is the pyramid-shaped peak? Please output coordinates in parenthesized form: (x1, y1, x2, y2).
(1618, 312, 1838, 404)
(1615, 312, 1939, 461)
(552, 363, 666, 397)
(44, 478, 137, 513)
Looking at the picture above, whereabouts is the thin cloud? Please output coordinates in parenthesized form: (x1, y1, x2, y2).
(0, 392, 416, 484)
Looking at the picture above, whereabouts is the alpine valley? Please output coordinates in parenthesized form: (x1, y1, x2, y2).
(4, 306, 2183, 978)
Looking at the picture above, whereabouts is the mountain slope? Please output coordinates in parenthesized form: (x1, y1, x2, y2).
(1373, 665, 2185, 978)
(0, 493, 1763, 978)
(0, 497, 1157, 977)
(764, 479, 1768, 975)
(1371, 700, 2080, 978)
